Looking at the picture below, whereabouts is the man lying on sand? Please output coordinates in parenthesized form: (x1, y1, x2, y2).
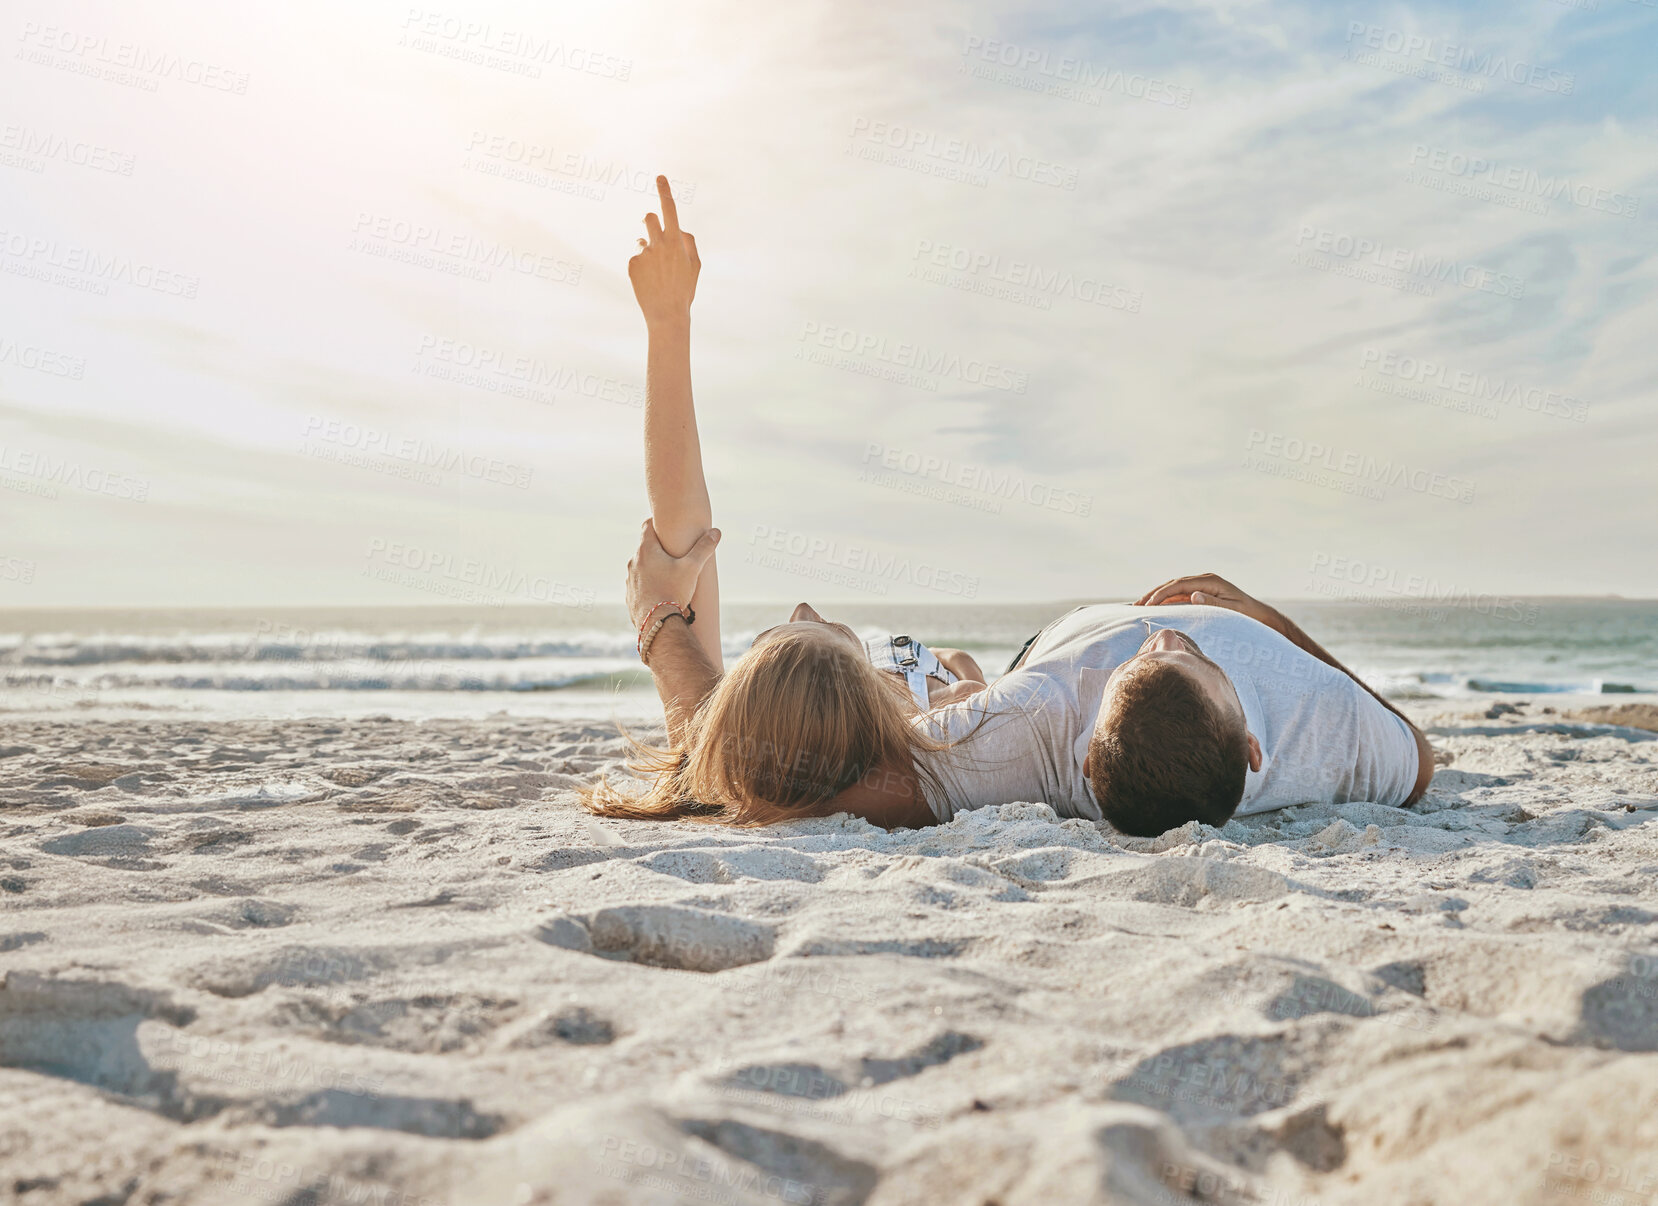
(586, 178, 1432, 836)
(911, 578, 1435, 834)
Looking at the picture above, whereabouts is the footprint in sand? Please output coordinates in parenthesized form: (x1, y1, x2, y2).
(1573, 960, 1658, 1052)
(859, 1030, 984, 1085)
(722, 1032, 983, 1110)
(233, 1088, 505, 1140)
(1371, 960, 1428, 997)
(34, 764, 134, 790)
(181, 898, 300, 933)
(536, 904, 775, 972)
(783, 936, 970, 958)
(1263, 972, 1389, 1024)
(192, 944, 392, 998)
(635, 845, 826, 884)
(1082, 857, 1292, 907)
(676, 1117, 878, 1206)
(1109, 1033, 1307, 1121)
(725, 1061, 850, 1099)
(272, 991, 519, 1053)
(0, 973, 207, 1121)
(39, 824, 157, 859)
(502, 1005, 616, 1049)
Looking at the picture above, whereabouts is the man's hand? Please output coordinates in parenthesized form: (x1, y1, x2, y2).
(627, 519, 719, 629)
(1135, 573, 1288, 635)
(628, 176, 699, 328)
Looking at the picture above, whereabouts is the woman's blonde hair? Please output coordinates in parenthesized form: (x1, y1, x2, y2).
(582, 628, 971, 826)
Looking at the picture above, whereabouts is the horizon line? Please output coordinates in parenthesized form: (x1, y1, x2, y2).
(0, 593, 1653, 613)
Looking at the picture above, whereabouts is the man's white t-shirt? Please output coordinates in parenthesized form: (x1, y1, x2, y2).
(910, 604, 1421, 824)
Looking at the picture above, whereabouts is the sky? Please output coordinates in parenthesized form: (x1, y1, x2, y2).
(0, 0, 1653, 608)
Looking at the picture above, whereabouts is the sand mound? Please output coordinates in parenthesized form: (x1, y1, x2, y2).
(1569, 703, 1658, 733)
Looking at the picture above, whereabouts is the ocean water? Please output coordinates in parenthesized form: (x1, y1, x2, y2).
(2, 599, 1653, 723)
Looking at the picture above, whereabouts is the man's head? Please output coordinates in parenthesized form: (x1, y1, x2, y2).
(1084, 627, 1263, 836)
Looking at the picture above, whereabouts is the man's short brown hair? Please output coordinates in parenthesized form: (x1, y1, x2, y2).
(1088, 659, 1249, 836)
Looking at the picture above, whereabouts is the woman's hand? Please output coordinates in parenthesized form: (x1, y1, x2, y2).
(627, 519, 720, 629)
(628, 176, 699, 328)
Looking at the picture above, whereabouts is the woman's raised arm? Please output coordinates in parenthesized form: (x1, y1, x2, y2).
(628, 176, 723, 671)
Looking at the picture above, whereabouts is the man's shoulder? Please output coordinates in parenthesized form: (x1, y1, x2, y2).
(1024, 603, 1138, 654)
(1186, 611, 1330, 680)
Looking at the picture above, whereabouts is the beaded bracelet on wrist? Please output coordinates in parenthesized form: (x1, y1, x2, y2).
(638, 610, 690, 664)
(636, 601, 695, 662)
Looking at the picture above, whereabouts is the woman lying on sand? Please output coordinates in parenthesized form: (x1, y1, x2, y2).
(585, 177, 995, 828)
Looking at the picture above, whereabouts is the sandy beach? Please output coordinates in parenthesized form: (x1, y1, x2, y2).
(5, 0, 1651, 1195)
(2, 698, 1657, 1204)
